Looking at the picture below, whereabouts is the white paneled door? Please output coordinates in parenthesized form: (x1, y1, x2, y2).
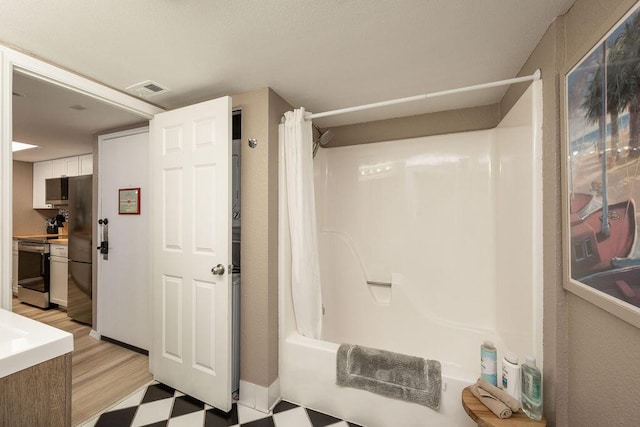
(151, 96, 232, 411)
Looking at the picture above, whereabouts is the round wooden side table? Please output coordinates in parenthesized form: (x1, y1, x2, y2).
(461, 386, 546, 427)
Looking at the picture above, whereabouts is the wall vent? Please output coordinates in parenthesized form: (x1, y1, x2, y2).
(126, 80, 170, 98)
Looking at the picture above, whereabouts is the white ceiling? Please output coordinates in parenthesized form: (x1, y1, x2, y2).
(12, 72, 144, 162)
(4, 0, 576, 161)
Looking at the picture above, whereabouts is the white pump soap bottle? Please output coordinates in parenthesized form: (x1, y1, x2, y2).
(501, 351, 520, 401)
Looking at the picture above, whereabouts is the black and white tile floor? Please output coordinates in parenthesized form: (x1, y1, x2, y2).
(82, 382, 363, 427)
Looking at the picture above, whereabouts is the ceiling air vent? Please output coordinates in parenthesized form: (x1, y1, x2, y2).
(126, 80, 170, 98)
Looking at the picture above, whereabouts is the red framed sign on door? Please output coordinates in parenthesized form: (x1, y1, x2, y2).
(119, 188, 140, 215)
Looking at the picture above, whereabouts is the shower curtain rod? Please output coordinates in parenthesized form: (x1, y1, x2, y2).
(307, 69, 541, 120)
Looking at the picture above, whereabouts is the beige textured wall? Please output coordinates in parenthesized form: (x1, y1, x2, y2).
(267, 89, 292, 382)
(501, 20, 569, 426)
(326, 104, 500, 146)
(233, 88, 269, 387)
(500, 0, 640, 425)
(233, 88, 288, 387)
(12, 160, 51, 236)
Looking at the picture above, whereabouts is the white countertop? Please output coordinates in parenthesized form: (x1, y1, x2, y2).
(0, 309, 73, 378)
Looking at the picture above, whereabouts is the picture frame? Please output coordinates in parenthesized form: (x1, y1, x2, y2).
(564, 1, 640, 328)
(119, 188, 140, 215)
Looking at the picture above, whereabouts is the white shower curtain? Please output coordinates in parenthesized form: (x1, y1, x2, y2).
(280, 108, 323, 339)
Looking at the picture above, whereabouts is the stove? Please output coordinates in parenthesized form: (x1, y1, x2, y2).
(17, 239, 51, 309)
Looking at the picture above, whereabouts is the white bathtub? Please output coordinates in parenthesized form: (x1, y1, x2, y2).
(280, 331, 475, 426)
(278, 83, 542, 426)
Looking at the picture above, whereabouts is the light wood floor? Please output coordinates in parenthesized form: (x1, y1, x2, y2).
(13, 298, 153, 426)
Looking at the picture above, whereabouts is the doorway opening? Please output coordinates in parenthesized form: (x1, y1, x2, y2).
(10, 68, 156, 425)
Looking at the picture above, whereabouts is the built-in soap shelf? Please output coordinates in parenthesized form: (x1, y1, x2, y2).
(366, 275, 396, 304)
(366, 280, 392, 287)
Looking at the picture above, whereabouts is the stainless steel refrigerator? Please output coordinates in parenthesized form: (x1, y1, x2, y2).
(68, 175, 93, 324)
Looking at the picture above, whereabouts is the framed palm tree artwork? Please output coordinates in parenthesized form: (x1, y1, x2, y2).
(565, 0, 640, 327)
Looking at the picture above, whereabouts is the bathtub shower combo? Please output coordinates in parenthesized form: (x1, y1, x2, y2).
(279, 79, 543, 426)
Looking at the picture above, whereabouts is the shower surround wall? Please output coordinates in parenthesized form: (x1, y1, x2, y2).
(279, 84, 542, 426)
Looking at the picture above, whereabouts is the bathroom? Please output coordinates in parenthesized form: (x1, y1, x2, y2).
(2, 1, 640, 426)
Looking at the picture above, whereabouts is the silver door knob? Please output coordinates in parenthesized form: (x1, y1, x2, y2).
(211, 264, 225, 275)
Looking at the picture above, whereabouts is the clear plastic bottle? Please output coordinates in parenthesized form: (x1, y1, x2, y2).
(521, 355, 542, 420)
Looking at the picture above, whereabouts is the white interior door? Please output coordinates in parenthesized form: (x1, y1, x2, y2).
(150, 96, 232, 411)
(97, 127, 150, 350)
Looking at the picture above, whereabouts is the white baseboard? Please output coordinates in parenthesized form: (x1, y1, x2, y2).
(89, 329, 101, 340)
(238, 378, 281, 413)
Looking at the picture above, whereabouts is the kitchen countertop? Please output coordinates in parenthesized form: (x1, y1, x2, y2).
(0, 309, 73, 378)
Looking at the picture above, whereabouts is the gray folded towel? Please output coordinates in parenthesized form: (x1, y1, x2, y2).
(470, 383, 512, 419)
(477, 377, 521, 412)
(336, 344, 441, 410)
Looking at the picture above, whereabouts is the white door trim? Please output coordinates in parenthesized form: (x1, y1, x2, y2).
(0, 45, 163, 310)
(98, 126, 151, 144)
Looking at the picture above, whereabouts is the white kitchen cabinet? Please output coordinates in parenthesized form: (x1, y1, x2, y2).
(52, 157, 79, 177)
(50, 243, 68, 307)
(79, 154, 93, 175)
(33, 154, 93, 208)
(33, 160, 54, 208)
(12, 240, 18, 295)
